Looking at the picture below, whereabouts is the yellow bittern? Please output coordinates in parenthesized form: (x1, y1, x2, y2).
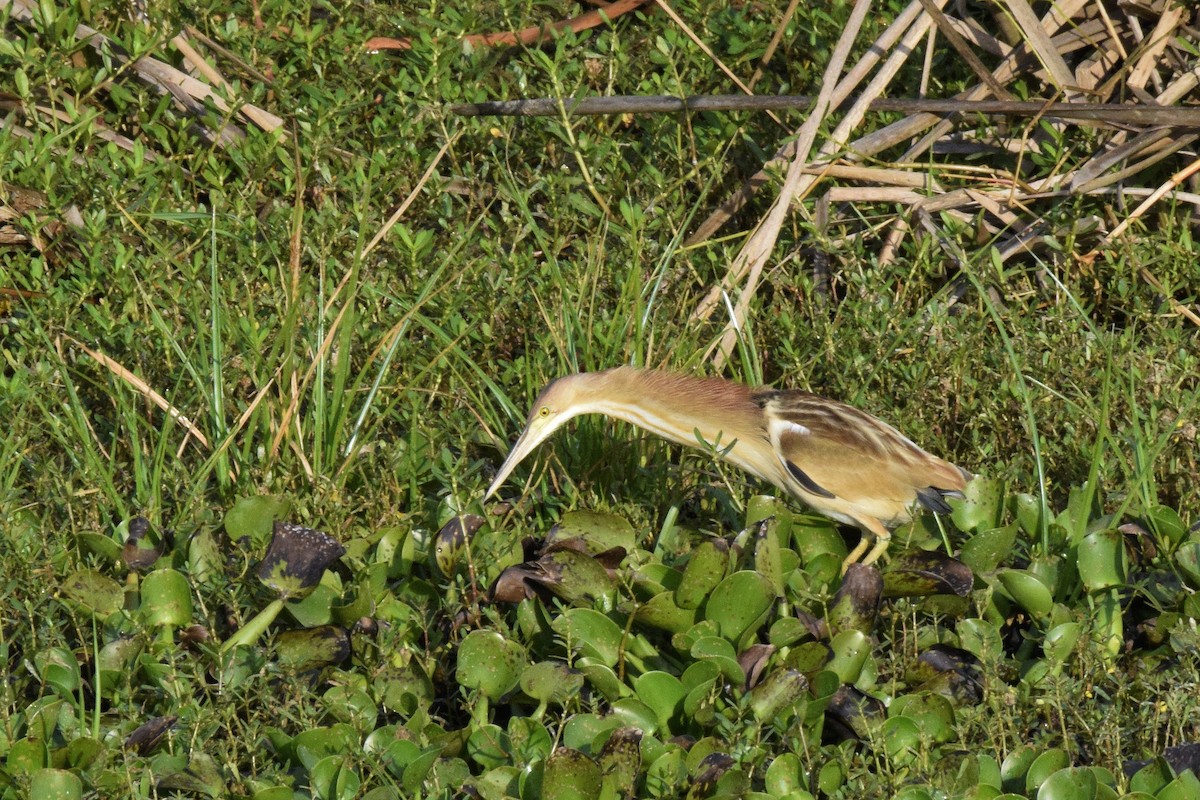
(485, 367, 971, 570)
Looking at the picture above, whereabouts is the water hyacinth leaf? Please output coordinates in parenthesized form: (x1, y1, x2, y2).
(543, 748, 602, 800)
(997, 569, 1053, 619)
(675, 539, 729, 610)
(826, 630, 870, 685)
(681, 659, 721, 691)
(1128, 758, 1173, 795)
(224, 495, 292, 546)
(634, 591, 698, 633)
(275, 625, 351, 672)
(308, 755, 360, 800)
(611, 697, 659, 736)
(597, 727, 642, 800)
(690, 636, 744, 683)
(257, 522, 346, 600)
(62, 569, 123, 619)
(508, 716, 553, 763)
(1011, 492, 1045, 537)
(1043, 623, 1082, 663)
(1159, 772, 1200, 800)
(764, 752, 806, 796)
(1172, 542, 1200, 588)
(890, 692, 955, 743)
(288, 583, 339, 628)
(561, 713, 621, 752)
(538, 549, 617, 608)
(749, 668, 808, 722)
(457, 630, 524, 699)
(188, 527, 223, 585)
(908, 645, 984, 704)
(575, 659, 625, 702)
(472, 766, 520, 799)
(883, 716, 921, 764)
(883, 550, 973, 598)
(791, 517, 847, 564)
(950, 477, 1005, 533)
(960, 525, 1018, 575)
(956, 618, 1002, 661)
(1025, 749, 1070, 793)
(30, 768, 82, 800)
(1034, 766, 1096, 800)
(76, 531, 123, 565)
(827, 564, 882, 634)
(645, 746, 687, 797)
(785, 641, 832, 677)
(466, 724, 512, 770)
(1077, 529, 1125, 591)
(547, 510, 637, 554)
(152, 751, 228, 797)
(35, 647, 80, 699)
(634, 671, 686, 730)
(1144, 505, 1187, 546)
(140, 569, 193, 629)
(552, 608, 623, 667)
(753, 517, 784, 597)
(1059, 482, 1100, 543)
(292, 725, 359, 771)
(1092, 590, 1123, 659)
(768, 616, 810, 647)
(520, 662, 583, 706)
(705, 571, 774, 645)
(65, 737, 104, 772)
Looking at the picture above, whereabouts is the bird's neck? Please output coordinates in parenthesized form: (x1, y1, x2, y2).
(582, 369, 771, 472)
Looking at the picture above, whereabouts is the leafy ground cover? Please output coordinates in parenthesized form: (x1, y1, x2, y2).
(2, 0, 1199, 797)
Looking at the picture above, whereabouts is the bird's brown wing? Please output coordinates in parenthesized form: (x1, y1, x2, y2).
(761, 391, 967, 517)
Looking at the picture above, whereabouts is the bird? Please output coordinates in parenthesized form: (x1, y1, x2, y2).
(484, 367, 971, 571)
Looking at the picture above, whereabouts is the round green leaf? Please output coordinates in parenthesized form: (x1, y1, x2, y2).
(997, 570, 1053, 619)
(1076, 529, 1125, 592)
(705, 571, 774, 644)
(1157, 771, 1200, 800)
(960, 525, 1018, 574)
(29, 769, 82, 800)
(1174, 542, 1200, 588)
(552, 608, 623, 667)
(826, 630, 870, 685)
(224, 495, 292, 546)
(521, 662, 583, 705)
(457, 630, 524, 699)
(61, 569, 123, 619)
(1035, 766, 1096, 800)
(957, 618, 1002, 661)
(764, 753, 805, 796)
(1026, 749, 1070, 793)
(140, 569, 194, 629)
(1043, 623, 1082, 663)
(675, 539, 729, 610)
(542, 748, 602, 800)
(547, 510, 636, 554)
(883, 716, 921, 765)
(634, 671, 686, 729)
(951, 477, 1005, 532)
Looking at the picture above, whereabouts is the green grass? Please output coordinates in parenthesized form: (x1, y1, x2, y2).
(2, 0, 1200, 798)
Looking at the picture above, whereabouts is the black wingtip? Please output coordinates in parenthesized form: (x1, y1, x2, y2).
(916, 486, 963, 515)
(785, 459, 836, 498)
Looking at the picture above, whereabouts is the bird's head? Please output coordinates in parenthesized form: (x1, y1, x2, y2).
(484, 373, 604, 500)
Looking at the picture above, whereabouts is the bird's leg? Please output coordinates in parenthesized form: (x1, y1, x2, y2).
(841, 517, 891, 574)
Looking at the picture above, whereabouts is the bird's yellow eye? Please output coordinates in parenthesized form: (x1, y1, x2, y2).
(538, 407, 551, 418)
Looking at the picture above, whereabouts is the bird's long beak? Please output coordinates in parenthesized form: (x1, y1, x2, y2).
(484, 420, 556, 500)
